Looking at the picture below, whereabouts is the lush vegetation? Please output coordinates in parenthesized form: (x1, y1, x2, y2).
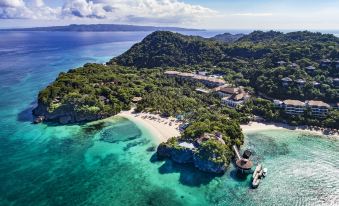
(112, 30, 338, 102)
(36, 30, 339, 172)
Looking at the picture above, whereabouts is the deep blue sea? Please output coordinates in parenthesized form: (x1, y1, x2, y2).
(0, 31, 338, 206)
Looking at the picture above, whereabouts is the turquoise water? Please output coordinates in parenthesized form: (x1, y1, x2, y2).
(0, 31, 338, 206)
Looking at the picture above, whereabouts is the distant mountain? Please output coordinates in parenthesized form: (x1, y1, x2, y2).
(1, 24, 204, 32)
(210, 33, 245, 43)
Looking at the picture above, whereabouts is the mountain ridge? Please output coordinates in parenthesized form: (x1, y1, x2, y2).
(1, 24, 204, 32)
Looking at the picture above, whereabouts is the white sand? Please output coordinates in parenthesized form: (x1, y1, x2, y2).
(241, 121, 338, 138)
(117, 109, 181, 144)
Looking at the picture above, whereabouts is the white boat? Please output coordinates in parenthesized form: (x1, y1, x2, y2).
(263, 168, 268, 177)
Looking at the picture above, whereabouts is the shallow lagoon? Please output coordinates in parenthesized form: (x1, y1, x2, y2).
(0, 31, 338, 206)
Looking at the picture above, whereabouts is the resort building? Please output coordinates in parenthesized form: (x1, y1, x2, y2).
(164, 70, 226, 87)
(305, 66, 316, 74)
(214, 86, 240, 97)
(289, 63, 299, 69)
(195, 132, 225, 146)
(320, 59, 332, 67)
(281, 77, 292, 86)
(221, 91, 251, 108)
(307, 100, 330, 118)
(277, 61, 287, 66)
(312, 81, 320, 87)
(273, 100, 284, 108)
(295, 79, 306, 88)
(197, 71, 208, 76)
(335, 61, 339, 69)
(283, 100, 306, 115)
(195, 88, 210, 94)
(164, 71, 180, 76)
(333, 103, 339, 110)
(333, 78, 339, 87)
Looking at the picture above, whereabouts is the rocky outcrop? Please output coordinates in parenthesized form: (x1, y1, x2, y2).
(156, 143, 227, 173)
(32, 101, 108, 124)
(193, 155, 227, 173)
(157, 143, 193, 164)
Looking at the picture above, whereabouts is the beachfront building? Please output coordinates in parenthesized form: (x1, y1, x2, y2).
(283, 100, 306, 115)
(307, 100, 330, 118)
(281, 77, 292, 86)
(222, 92, 251, 108)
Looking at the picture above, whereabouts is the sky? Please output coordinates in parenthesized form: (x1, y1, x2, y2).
(0, 0, 339, 30)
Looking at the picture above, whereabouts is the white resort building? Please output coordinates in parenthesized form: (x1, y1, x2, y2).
(307, 100, 330, 118)
(283, 100, 306, 115)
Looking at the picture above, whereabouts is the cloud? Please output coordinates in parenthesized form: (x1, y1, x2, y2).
(232, 13, 273, 17)
(0, 0, 216, 25)
(0, 0, 25, 8)
(0, 0, 60, 19)
(61, 0, 216, 24)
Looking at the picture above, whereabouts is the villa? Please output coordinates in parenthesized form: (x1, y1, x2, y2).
(281, 77, 293, 86)
(221, 91, 251, 108)
(312, 81, 320, 87)
(333, 78, 339, 87)
(214, 86, 240, 97)
(305, 65, 316, 74)
(277, 61, 287, 66)
(295, 79, 306, 88)
(289, 63, 299, 69)
(320, 59, 332, 67)
(307, 100, 330, 118)
(283, 99, 306, 115)
(335, 61, 339, 69)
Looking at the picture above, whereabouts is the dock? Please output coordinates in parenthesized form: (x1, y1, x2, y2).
(232, 145, 253, 171)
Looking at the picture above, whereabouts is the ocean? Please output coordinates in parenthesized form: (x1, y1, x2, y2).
(0, 31, 338, 206)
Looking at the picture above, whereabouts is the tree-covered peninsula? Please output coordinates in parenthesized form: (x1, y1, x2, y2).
(34, 30, 339, 173)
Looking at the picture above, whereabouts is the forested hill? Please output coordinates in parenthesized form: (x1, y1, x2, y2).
(111, 31, 225, 68)
(112, 30, 339, 68)
(210, 33, 245, 43)
(112, 30, 338, 102)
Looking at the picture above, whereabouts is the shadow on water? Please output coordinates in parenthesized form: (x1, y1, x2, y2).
(154, 159, 221, 187)
(17, 101, 36, 122)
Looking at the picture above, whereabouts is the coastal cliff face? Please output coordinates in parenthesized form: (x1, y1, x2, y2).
(157, 142, 228, 174)
(32, 100, 108, 124)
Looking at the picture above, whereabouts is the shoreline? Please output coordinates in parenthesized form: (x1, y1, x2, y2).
(241, 121, 339, 139)
(116, 109, 181, 144)
(115, 110, 338, 144)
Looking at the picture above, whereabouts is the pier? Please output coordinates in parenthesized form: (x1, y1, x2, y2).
(232, 145, 253, 171)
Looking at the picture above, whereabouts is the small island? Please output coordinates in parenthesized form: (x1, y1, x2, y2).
(33, 30, 339, 173)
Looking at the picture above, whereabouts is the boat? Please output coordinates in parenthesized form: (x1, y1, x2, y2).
(252, 174, 260, 188)
(263, 168, 268, 177)
(252, 164, 262, 178)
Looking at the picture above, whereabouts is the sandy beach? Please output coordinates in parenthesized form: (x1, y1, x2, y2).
(241, 121, 339, 139)
(117, 109, 181, 143)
